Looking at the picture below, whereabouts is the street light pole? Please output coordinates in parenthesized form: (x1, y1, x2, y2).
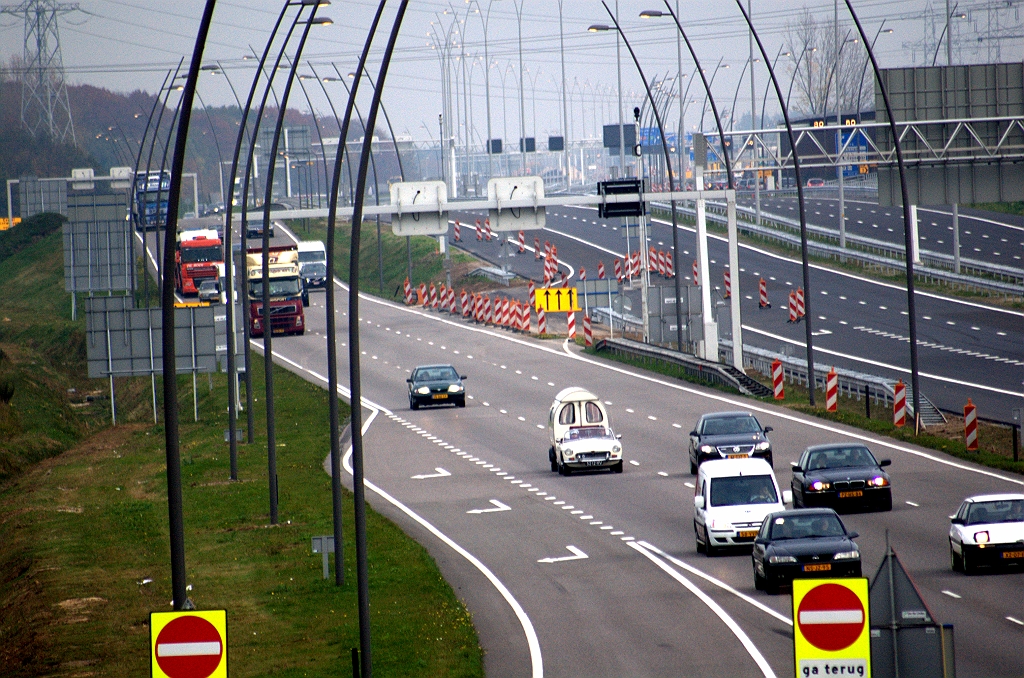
(558, 0, 571, 188)
(514, 0, 527, 175)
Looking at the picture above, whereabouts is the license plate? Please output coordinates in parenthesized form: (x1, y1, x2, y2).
(1002, 550, 1024, 559)
(839, 490, 864, 498)
(584, 460, 605, 466)
(727, 454, 748, 459)
(803, 563, 832, 572)
(431, 394, 448, 400)
(739, 530, 758, 538)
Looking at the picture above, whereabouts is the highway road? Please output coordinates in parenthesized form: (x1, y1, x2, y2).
(451, 204, 1024, 420)
(145, 212, 1023, 677)
(735, 193, 1024, 269)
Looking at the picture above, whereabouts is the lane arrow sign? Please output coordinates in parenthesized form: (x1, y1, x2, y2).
(411, 467, 452, 480)
(537, 545, 589, 564)
(466, 499, 512, 514)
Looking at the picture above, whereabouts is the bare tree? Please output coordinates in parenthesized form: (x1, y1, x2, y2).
(785, 9, 872, 118)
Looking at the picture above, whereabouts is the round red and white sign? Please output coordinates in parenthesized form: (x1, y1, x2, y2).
(154, 615, 224, 678)
(796, 582, 866, 652)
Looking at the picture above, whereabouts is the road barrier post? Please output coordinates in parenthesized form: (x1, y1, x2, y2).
(584, 314, 593, 346)
(528, 281, 536, 308)
(894, 380, 907, 427)
(453, 220, 461, 241)
(614, 258, 623, 281)
(796, 287, 805, 319)
(759, 277, 770, 308)
(518, 230, 525, 252)
(772, 359, 784, 400)
(538, 306, 547, 334)
(534, 236, 541, 259)
(692, 259, 698, 285)
(964, 399, 978, 451)
(598, 261, 606, 279)
(475, 219, 482, 240)
(826, 368, 838, 412)
(429, 283, 437, 309)
(460, 289, 468, 316)
(403, 277, 412, 305)
(567, 311, 576, 338)
(724, 268, 732, 299)
(788, 291, 798, 323)
(665, 251, 674, 278)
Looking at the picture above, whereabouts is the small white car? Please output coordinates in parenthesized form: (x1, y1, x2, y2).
(547, 387, 622, 475)
(694, 458, 792, 556)
(949, 493, 1024, 574)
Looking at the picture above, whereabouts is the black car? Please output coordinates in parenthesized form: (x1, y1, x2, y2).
(688, 411, 774, 473)
(407, 364, 466, 410)
(791, 443, 892, 512)
(300, 262, 328, 290)
(752, 508, 861, 594)
(245, 219, 277, 240)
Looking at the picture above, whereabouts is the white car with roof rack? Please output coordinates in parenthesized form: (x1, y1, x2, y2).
(547, 387, 623, 475)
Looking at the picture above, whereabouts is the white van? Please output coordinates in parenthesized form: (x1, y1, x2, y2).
(297, 241, 328, 291)
(547, 387, 622, 475)
(693, 458, 791, 556)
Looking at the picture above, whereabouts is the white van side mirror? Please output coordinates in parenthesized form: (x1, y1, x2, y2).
(694, 496, 705, 510)
(782, 490, 793, 505)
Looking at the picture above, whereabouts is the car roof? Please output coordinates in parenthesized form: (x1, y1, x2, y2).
(413, 364, 457, 371)
(700, 410, 754, 420)
(768, 508, 840, 519)
(963, 493, 1024, 504)
(297, 241, 325, 251)
(700, 458, 775, 479)
(553, 386, 600, 403)
(803, 442, 872, 453)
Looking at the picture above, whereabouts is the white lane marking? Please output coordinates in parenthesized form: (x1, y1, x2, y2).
(684, 482, 695, 488)
(629, 542, 778, 678)
(330, 401, 542, 678)
(467, 499, 512, 514)
(941, 590, 961, 599)
(906, 501, 920, 507)
(658, 472, 669, 477)
(156, 642, 221, 657)
(629, 460, 640, 466)
(537, 545, 588, 563)
(742, 325, 1024, 397)
(411, 468, 452, 480)
(919, 207, 1024, 233)
(1007, 617, 1024, 626)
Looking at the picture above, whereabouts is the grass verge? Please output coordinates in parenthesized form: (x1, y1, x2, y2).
(586, 345, 1024, 476)
(0, 217, 484, 677)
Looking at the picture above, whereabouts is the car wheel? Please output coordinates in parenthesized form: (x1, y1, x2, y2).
(962, 549, 975, 575)
(765, 453, 774, 469)
(754, 564, 767, 591)
(695, 522, 705, 553)
(558, 454, 571, 476)
(457, 398, 466, 408)
(549, 447, 558, 472)
(611, 460, 624, 474)
(410, 399, 419, 411)
(950, 544, 963, 572)
(879, 492, 893, 512)
(764, 578, 780, 596)
(704, 531, 719, 557)
(689, 456, 698, 475)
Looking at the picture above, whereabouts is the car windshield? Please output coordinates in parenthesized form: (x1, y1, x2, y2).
(565, 426, 614, 441)
(181, 245, 220, 263)
(965, 500, 1024, 526)
(199, 281, 218, 291)
(249, 278, 301, 298)
(302, 263, 327, 277)
(701, 416, 760, 436)
(298, 251, 325, 263)
(770, 513, 846, 540)
(710, 475, 778, 506)
(414, 367, 458, 382)
(805, 446, 878, 470)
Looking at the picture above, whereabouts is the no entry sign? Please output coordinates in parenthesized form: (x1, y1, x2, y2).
(792, 579, 871, 677)
(150, 610, 227, 678)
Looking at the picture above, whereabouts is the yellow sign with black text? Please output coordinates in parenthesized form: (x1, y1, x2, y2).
(792, 578, 871, 678)
(534, 286, 581, 312)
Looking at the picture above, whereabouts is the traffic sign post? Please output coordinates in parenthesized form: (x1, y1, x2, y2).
(793, 578, 871, 678)
(151, 610, 227, 678)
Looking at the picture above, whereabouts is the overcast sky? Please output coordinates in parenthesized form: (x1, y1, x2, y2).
(2, 0, 1020, 144)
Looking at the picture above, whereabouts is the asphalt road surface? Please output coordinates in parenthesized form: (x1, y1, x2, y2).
(216, 219, 1024, 678)
(451, 205, 1024, 420)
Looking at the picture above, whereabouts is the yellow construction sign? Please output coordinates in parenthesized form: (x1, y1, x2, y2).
(0, 217, 22, 230)
(174, 301, 211, 308)
(534, 286, 581, 312)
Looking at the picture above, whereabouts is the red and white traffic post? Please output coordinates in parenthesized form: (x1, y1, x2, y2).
(460, 289, 469, 316)
(537, 306, 547, 334)
(453, 220, 461, 241)
(403, 277, 412, 305)
(964, 398, 979, 451)
(758, 277, 770, 308)
(597, 261, 606, 279)
(583, 315, 593, 347)
(826, 368, 838, 412)
(567, 311, 576, 338)
(665, 251, 674, 278)
(788, 291, 798, 323)
(724, 268, 732, 299)
(518, 230, 525, 253)
(893, 380, 907, 427)
(475, 219, 483, 241)
(429, 283, 437, 309)
(772, 359, 785, 400)
(796, 287, 805, 319)
(534, 236, 541, 259)
(614, 258, 623, 282)
(692, 259, 699, 285)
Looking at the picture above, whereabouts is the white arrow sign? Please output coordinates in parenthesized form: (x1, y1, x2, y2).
(537, 545, 589, 564)
(467, 499, 511, 515)
(411, 467, 452, 480)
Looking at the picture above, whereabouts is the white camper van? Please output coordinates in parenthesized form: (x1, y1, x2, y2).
(547, 387, 623, 475)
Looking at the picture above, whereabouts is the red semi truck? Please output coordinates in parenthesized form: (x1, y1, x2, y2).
(175, 229, 223, 295)
(246, 245, 305, 337)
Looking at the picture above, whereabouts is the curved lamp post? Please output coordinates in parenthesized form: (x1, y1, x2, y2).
(734, 0, 818, 405)
(589, 8, 685, 351)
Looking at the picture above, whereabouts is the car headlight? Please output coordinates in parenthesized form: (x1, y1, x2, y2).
(869, 476, 889, 487)
(416, 386, 430, 395)
(708, 518, 731, 530)
(833, 550, 860, 560)
(756, 441, 771, 451)
(699, 444, 715, 454)
(810, 480, 832, 491)
(768, 555, 797, 564)
(974, 530, 989, 544)
(448, 384, 463, 393)
(612, 444, 621, 454)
